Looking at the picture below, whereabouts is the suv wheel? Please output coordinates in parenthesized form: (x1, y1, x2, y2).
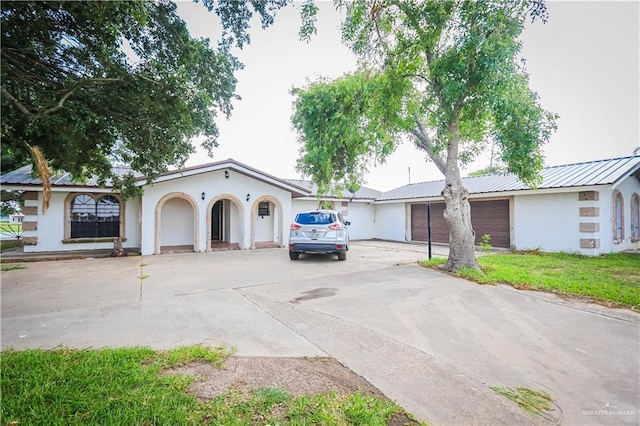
(289, 251, 300, 260)
(337, 251, 347, 261)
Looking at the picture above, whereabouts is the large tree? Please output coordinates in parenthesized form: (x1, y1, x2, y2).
(1, 0, 316, 211)
(292, 0, 557, 271)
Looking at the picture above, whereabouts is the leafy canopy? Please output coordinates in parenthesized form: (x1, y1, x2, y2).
(1, 0, 317, 198)
(292, 0, 557, 190)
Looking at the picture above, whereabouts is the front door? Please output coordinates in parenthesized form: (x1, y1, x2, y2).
(211, 200, 223, 241)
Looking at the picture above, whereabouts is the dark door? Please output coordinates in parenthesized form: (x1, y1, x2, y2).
(211, 200, 223, 241)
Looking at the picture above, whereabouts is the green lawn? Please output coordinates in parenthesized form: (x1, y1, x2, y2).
(0, 222, 22, 233)
(420, 252, 640, 310)
(1, 345, 418, 426)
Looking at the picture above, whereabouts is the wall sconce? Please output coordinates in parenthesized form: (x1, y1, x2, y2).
(246, 193, 251, 202)
(224, 170, 229, 179)
(201, 192, 205, 200)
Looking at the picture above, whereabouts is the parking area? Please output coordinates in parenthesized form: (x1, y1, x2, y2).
(2, 241, 638, 425)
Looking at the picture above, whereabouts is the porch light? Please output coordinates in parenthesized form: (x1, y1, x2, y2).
(201, 192, 205, 200)
(246, 193, 251, 202)
(225, 170, 229, 179)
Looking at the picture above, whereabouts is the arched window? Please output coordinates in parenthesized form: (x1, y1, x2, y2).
(631, 193, 640, 240)
(70, 194, 121, 238)
(318, 200, 334, 210)
(613, 191, 624, 243)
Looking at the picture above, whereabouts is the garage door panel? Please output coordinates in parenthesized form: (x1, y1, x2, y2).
(411, 203, 448, 244)
(471, 200, 509, 248)
(410, 200, 510, 248)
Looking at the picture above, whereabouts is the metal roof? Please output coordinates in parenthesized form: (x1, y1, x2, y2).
(3, 155, 638, 201)
(285, 179, 382, 200)
(0, 158, 311, 197)
(0, 165, 135, 187)
(378, 155, 640, 201)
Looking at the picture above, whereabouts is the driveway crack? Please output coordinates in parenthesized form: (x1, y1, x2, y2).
(233, 288, 330, 357)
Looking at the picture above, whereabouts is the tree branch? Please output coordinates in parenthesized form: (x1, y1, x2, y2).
(402, 73, 431, 85)
(2, 78, 126, 119)
(410, 117, 446, 175)
(1, 86, 34, 119)
(40, 77, 125, 116)
(40, 86, 81, 116)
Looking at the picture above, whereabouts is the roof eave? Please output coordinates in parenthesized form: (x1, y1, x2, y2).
(137, 159, 312, 197)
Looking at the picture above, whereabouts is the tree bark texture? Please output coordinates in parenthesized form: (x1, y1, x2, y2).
(440, 119, 480, 271)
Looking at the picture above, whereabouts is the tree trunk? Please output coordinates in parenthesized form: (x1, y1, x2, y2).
(440, 119, 480, 272)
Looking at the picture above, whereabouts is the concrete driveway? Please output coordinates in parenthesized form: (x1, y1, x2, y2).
(2, 241, 638, 425)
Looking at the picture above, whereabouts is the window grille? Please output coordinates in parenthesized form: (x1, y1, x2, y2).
(258, 201, 270, 217)
(70, 194, 120, 238)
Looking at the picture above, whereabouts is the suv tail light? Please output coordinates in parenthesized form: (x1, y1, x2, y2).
(290, 224, 301, 230)
(328, 223, 343, 230)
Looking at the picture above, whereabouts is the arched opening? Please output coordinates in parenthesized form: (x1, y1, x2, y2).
(251, 196, 283, 248)
(613, 190, 624, 243)
(206, 195, 243, 250)
(155, 193, 199, 254)
(318, 200, 335, 210)
(631, 193, 639, 241)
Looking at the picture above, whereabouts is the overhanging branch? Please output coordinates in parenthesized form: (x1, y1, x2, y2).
(2, 77, 125, 120)
(410, 117, 446, 175)
(1, 86, 33, 119)
(40, 77, 125, 116)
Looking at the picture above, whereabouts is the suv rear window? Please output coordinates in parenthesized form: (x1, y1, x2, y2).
(296, 212, 336, 225)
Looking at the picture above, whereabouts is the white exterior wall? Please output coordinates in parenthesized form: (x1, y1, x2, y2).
(512, 178, 640, 255)
(291, 199, 320, 218)
(140, 169, 292, 255)
(345, 202, 375, 240)
(160, 198, 194, 246)
(596, 187, 616, 255)
(374, 203, 407, 242)
(254, 201, 275, 242)
(512, 191, 583, 253)
(23, 191, 140, 253)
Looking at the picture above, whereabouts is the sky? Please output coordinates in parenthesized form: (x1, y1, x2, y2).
(176, 0, 640, 191)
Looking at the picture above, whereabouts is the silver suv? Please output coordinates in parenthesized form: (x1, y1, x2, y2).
(288, 210, 350, 261)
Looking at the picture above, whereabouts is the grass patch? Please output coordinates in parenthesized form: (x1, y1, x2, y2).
(490, 386, 553, 416)
(0, 239, 22, 251)
(1, 263, 26, 272)
(204, 388, 407, 425)
(1, 346, 200, 425)
(1, 346, 420, 425)
(160, 344, 233, 368)
(419, 252, 640, 309)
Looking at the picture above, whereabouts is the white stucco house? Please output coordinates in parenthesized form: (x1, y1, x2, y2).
(376, 155, 640, 254)
(1, 155, 639, 256)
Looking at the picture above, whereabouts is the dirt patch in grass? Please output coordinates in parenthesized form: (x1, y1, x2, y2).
(171, 356, 384, 400)
(170, 356, 420, 424)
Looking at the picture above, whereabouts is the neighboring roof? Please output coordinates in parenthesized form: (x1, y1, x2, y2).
(378, 155, 640, 201)
(0, 165, 135, 187)
(285, 179, 382, 200)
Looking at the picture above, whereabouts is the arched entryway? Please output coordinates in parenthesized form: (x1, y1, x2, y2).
(251, 196, 283, 248)
(155, 193, 199, 254)
(206, 194, 243, 250)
